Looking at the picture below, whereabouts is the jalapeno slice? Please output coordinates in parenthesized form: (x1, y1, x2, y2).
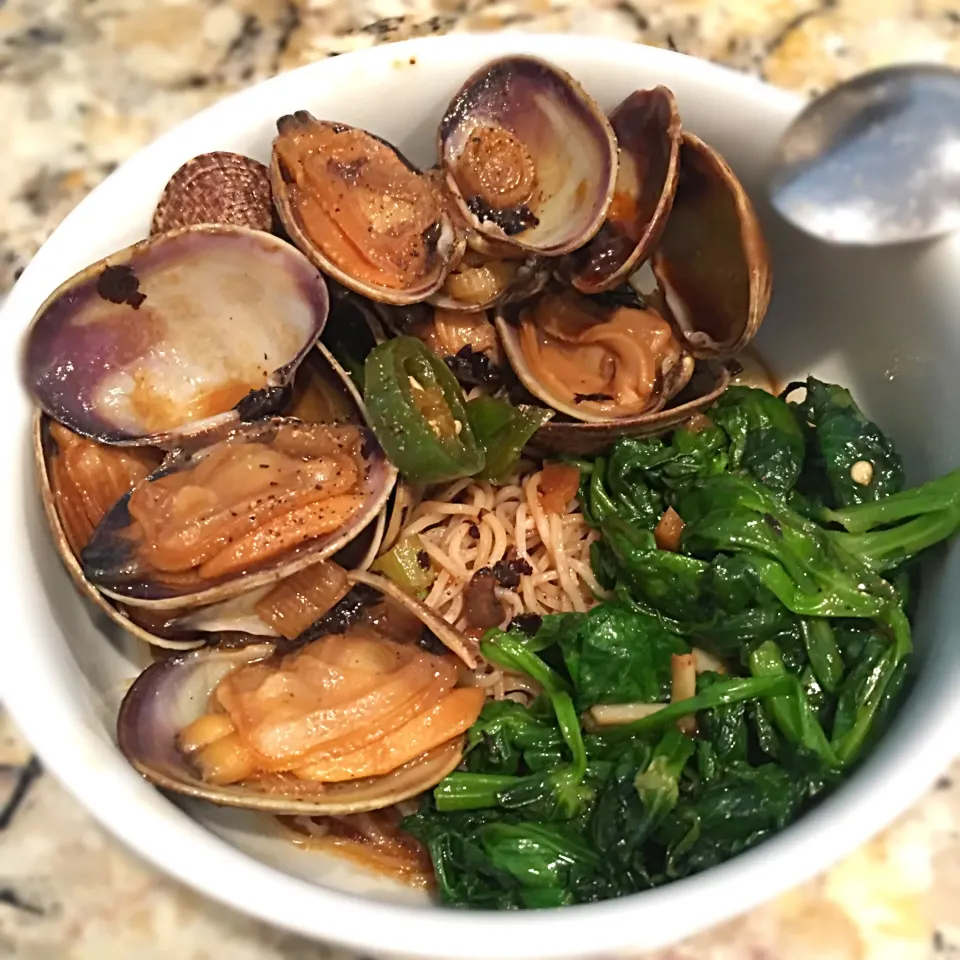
(466, 396, 554, 484)
(364, 336, 485, 484)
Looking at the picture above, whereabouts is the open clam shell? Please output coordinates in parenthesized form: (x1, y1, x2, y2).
(24, 225, 329, 447)
(285, 344, 366, 426)
(117, 641, 466, 815)
(34, 412, 206, 651)
(439, 56, 618, 256)
(496, 286, 695, 424)
(121, 518, 388, 647)
(81, 416, 397, 609)
(271, 112, 464, 305)
(117, 572, 479, 814)
(566, 87, 682, 294)
(530, 359, 730, 456)
(652, 133, 772, 359)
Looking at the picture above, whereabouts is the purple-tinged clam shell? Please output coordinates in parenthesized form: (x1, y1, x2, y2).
(81, 416, 397, 609)
(117, 583, 470, 813)
(652, 133, 772, 359)
(439, 56, 618, 256)
(24, 225, 329, 446)
(566, 87, 682, 293)
(151, 152, 276, 236)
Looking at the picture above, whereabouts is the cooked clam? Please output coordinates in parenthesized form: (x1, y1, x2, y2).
(652, 133, 772, 358)
(119, 536, 392, 646)
(439, 56, 617, 256)
(428, 229, 548, 312)
(285, 345, 366, 425)
(271, 112, 463, 305)
(497, 286, 695, 424)
(82, 417, 396, 609)
(24, 225, 329, 446)
(566, 87, 682, 294)
(532, 359, 730, 456)
(34, 412, 205, 651)
(117, 575, 484, 814)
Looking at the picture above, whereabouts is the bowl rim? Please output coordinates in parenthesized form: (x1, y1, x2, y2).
(3, 32, 960, 960)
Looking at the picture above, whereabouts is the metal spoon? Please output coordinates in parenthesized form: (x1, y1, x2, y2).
(768, 64, 960, 245)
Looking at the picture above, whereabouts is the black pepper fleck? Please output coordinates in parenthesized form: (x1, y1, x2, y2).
(96, 264, 146, 309)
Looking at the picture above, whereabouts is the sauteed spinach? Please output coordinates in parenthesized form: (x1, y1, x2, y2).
(404, 380, 960, 908)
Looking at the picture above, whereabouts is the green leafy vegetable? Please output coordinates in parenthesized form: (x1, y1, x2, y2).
(404, 378, 958, 909)
(789, 377, 904, 507)
(713, 386, 806, 492)
(519, 603, 688, 710)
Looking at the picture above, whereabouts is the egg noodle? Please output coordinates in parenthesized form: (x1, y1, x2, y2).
(386, 467, 604, 615)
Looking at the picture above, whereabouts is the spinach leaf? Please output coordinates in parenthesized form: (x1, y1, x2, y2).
(791, 377, 904, 507)
(712, 386, 806, 493)
(580, 428, 729, 530)
(554, 601, 688, 709)
(464, 700, 563, 775)
(697, 671, 749, 765)
(437, 634, 594, 820)
(582, 452, 664, 530)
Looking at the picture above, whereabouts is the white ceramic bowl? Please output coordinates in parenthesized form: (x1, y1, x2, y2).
(4, 33, 960, 960)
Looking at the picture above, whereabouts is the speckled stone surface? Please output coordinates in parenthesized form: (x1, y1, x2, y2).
(3, 0, 960, 956)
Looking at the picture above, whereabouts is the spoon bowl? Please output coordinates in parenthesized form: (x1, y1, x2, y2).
(769, 64, 960, 245)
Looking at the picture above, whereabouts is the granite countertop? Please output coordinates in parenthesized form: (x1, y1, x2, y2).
(2, 0, 960, 957)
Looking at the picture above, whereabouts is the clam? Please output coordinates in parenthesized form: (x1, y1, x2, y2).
(119, 526, 389, 646)
(532, 359, 730, 456)
(117, 574, 484, 814)
(439, 56, 618, 256)
(36, 339, 391, 649)
(565, 87, 682, 294)
(497, 286, 695, 423)
(34, 412, 205, 651)
(271, 112, 464, 305)
(81, 415, 397, 610)
(24, 225, 329, 447)
(151, 152, 275, 235)
(429, 230, 548, 312)
(652, 133, 772, 358)
(496, 285, 735, 455)
(284, 346, 366, 425)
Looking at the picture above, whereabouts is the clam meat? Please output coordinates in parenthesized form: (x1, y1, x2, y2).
(271, 113, 463, 305)
(118, 575, 484, 814)
(82, 418, 395, 608)
(497, 287, 694, 423)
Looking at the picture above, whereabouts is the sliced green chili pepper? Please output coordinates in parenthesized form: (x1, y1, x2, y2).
(370, 533, 437, 594)
(466, 396, 554, 485)
(364, 336, 485, 483)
